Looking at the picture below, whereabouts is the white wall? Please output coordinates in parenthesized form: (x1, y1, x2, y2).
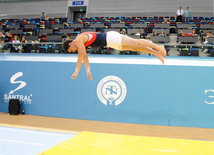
(87, 0, 214, 17)
(0, 0, 68, 19)
(0, 0, 213, 19)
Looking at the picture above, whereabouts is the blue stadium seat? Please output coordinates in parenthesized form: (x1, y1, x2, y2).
(64, 26, 70, 29)
(39, 46, 48, 53)
(204, 17, 210, 20)
(190, 48, 199, 56)
(193, 17, 198, 20)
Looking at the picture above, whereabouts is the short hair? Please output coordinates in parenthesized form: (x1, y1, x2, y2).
(14, 35, 19, 40)
(62, 39, 73, 52)
(206, 30, 211, 34)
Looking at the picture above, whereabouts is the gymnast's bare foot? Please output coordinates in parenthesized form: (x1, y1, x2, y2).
(159, 45, 167, 58)
(155, 51, 164, 64)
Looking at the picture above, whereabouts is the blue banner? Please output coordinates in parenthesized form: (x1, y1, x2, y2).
(0, 54, 214, 128)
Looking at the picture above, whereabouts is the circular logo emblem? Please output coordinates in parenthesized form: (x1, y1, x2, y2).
(97, 76, 127, 106)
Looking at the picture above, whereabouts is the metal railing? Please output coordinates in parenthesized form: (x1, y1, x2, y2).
(0, 42, 214, 57)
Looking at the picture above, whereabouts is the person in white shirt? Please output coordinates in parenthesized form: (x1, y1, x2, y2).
(203, 30, 214, 53)
(203, 30, 213, 45)
(0, 31, 5, 52)
(176, 6, 184, 22)
(159, 31, 166, 37)
(12, 35, 20, 53)
(135, 30, 141, 36)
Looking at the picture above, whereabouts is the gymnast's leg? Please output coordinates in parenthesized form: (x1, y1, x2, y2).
(120, 36, 167, 64)
(122, 45, 165, 64)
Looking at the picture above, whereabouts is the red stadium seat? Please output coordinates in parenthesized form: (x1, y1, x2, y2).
(142, 16, 147, 20)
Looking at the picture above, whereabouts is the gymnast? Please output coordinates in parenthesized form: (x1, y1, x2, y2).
(63, 31, 167, 81)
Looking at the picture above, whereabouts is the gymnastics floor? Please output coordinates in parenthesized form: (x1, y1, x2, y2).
(1, 112, 214, 155)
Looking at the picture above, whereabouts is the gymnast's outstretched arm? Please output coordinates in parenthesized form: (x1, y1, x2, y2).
(71, 52, 83, 79)
(73, 37, 92, 81)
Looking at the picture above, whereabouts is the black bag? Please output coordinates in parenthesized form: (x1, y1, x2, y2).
(39, 48, 47, 53)
(191, 50, 199, 56)
(210, 49, 214, 57)
(9, 99, 20, 115)
(179, 48, 189, 56)
(170, 26, 176, 33)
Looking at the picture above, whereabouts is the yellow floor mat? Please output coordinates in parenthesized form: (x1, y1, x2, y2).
(38, 131, 214, 155)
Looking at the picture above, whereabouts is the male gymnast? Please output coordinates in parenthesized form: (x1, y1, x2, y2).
(63, 31, 167, 81)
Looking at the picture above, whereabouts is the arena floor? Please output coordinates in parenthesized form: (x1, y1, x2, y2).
(1, 112, 214, 154)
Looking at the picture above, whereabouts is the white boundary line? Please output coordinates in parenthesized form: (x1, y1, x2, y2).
(0, 139, 46, 146)
(0, 123, 80, 134)
(0, 127, 68, 136)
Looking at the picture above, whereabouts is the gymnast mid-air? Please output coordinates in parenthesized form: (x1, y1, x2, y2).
(63, 31, 167, 80)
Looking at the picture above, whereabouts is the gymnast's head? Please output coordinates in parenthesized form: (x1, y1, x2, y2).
(63, 39, 77, 53)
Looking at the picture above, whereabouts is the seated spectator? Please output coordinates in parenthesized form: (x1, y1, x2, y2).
(190, 29, 197, 37)
(177, 30, 185, 44)
(62, 38, 66, 43)
(33, 40, 40, 53)
(162, 18, 169, 24)
(5, 31, 13, 42)
(0, 31, 5, 40)
(0, 31, 5, 52)
(60, 38, 66, 53)
(159, 31, 166, 36)
(135, 30, 141, 36)
(66, 36, 70, 40)
(153, 31, 158, 36)
(203, 30, 213, 45)
(20, 36, 28, 53)
(147, 36, 152, 42)
(5, 31, 13, 52)
(12, 35, 20, 53)
(121, 29, 127, 36)
(135, 29, 145, 38)
(45, 15, 49, 21)
(202, 30, 214, 53)
(179, 30, 185, 36)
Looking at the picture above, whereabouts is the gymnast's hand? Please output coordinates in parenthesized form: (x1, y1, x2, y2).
(71, 72, 78, 79)
(87, 71, 92, 81)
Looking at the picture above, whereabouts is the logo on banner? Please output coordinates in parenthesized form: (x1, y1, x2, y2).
(4, 72, 32, 104)
(97, 76, 127, 106)
(205, 89, 214, 104)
